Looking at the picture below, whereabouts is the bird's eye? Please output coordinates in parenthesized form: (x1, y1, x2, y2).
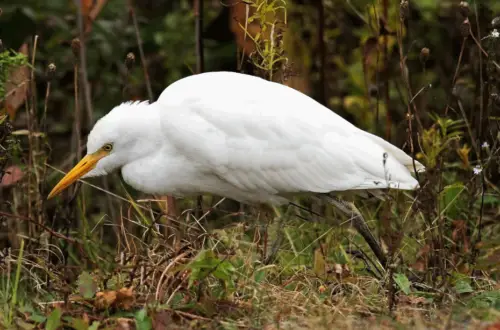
(102, 143, 113, 152)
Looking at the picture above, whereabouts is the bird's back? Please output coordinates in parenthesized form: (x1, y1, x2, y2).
(155, 72, 423, 204)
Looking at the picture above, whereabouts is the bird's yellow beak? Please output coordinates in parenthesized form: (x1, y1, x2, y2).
(47, 151, 106, 199)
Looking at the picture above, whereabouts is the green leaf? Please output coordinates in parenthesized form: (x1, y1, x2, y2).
(45, 308, 62, 330)
(455, 280, 474, 294)
(19, 305, 46, 324)
(467, 291, 500, 310)
(77, 271, 98, 299)
(187, 250, 235, 288)
(135, 309, 152, 330)
(29, 313, 46, 324)
(69, 317, 89, 330)
(88, 321, 101, 330)
(439, 183, 466, 218)
(254, 270, 266, 283)
(393, 273, 411, 295)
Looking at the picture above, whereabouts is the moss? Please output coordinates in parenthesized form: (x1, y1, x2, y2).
(0, 50, 28, 100)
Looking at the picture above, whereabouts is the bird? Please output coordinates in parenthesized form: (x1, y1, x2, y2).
(48, 71, 424, 265)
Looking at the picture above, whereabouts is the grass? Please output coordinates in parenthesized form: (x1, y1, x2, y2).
(0, 196, 498, 329)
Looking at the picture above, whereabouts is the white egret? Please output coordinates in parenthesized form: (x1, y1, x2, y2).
(48, 71, 424, 265)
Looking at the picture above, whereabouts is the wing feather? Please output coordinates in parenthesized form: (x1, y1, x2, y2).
(157, 72, 421, 200)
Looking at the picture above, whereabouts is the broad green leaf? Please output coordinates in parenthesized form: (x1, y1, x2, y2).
(393, 273, 411, 295)
(88, 321, 101, 330)
(135, 309, 152, 330)
(254, 270, 265, 283)
(455, 280, 474, 294)
(69, 317, 89, 330)
(439, 182, 466, 218)
(77, 271, 98, 299)
(45, 308, 62, 330)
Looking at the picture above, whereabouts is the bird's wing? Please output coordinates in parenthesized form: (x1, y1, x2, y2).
(157, 72, 420, 198)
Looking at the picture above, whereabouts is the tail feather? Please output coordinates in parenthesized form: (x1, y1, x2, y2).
(361, 130, 425, 173)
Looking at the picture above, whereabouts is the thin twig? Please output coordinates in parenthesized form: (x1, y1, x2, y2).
(27, 36, 39, 227)
(73, 52, 82, 160)
(128, 1, 153, 102)
(0, 212, 77, 244)
(76, 0, 94, 124)
(194, 0, 204, 74)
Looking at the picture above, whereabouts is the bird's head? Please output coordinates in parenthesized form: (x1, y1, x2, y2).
(48, 101, 160, 199)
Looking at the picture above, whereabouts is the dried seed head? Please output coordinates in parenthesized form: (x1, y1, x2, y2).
(399, 0, 409, 21)
(71, 38, 81, 58)
(460, 19, 470, 38)
(492, 17, 500, 29)
(420, 47, 430, 63)
(47, 63, 56, 80)
(459, 1, 470, 18)
(125, 52, 135, 69)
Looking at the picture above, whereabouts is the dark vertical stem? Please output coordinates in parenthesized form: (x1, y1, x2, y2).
(317, 0, 326, 105)
(27, 37, 38, 227)
(129, 0, 154, 102)
(75, 0, 94, 125)
(73, 63, 82, 160)
(194, 0, 205, 74)
(470, 3, 486, 267)
(194, 0, 205, 217)
(383, 0, 391, 141)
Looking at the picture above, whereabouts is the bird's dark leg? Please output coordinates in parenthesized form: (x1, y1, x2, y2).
(320, 195, 388, 268)
(263, 204, 293, 265)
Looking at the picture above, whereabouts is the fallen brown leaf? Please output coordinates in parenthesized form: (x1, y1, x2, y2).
(115, 317, 134, 330)
(116, 287, 135, 310)
(0, 166, 24, 188)
(151, 310, 174, 330)
(94, 290, 117, 310)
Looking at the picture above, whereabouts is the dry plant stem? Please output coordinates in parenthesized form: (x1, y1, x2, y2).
(30, 36, 47, 225)
(387, 263, 396, 312)
(264, 204, 293, 264)
(470, 3, 486, 265)
(238, 3, 250, 71)
(0, 211, 77, 244)
(317, 0, 326, 105)
(268, 22, 275, 81)
(383, 0, 391, 141)
(194, 0, 204, 74)
(42, 82, 51, 135)
(194, 0, 204, 218)
(323, 195, 387, 267)
(73, 61, 82, 160)
(452, 38, 467, 87)
(37, 77, 52, 225)
(474, 4, 484, 141)
(129, 1, 153, 102)
(155, 251, 189, 301)
(397, 19, 422, 181)
(27, 36, 39, 234)
(76, 0, 94, 124)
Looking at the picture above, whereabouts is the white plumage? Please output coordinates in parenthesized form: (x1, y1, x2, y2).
(48, 71, 424, 203)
